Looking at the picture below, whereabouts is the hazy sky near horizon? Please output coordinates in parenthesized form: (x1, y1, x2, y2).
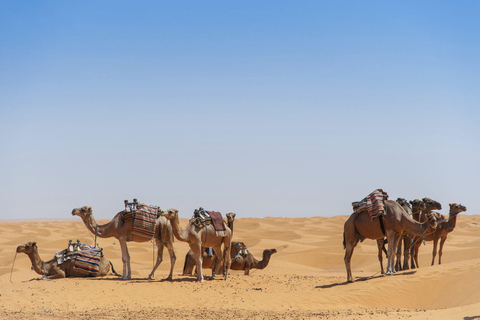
(1, 1, 479, 220)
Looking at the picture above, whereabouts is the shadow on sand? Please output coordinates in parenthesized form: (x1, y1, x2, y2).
(315, 270, 417, 289)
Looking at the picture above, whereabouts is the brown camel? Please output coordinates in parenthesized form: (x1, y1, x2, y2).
(182, 212, 237, 276)
(72, 206, 176, 280)
(425, 203, 467, 265)
(401, 199, 427, 270)
(230, 245, 277, 275)
(343, 200, 438, 282)
(408, 197, 442, 269)
(16, 242, 120, 279)
(163, 208, 232, 282)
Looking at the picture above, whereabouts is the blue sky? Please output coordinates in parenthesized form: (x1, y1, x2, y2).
(1, 1, 479, 219)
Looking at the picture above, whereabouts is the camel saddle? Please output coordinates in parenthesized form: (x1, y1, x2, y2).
(55, 240, 103, 275)
(191, 207, 227, 237)
(352, 189, 389, 219)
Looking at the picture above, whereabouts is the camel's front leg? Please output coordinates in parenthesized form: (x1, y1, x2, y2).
(165, 241, 176, 280)
(191, 243, 204, 283)
(385, 231, 400, 275)
(119, 237, 131, 280)
(431, 238, 439, 266)
(438, 236, 447, 265)
(223, 239, 231, 280)
(146, 239, 164, 280)
(402, 236, 411, 270)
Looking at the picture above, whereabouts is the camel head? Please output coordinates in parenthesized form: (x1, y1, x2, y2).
(410, 199, 426, 211)
(162, 208, 179, 220)
(16, 242, 37, 254)
(263, 248, 278, 258)
(449, 203, 467, 215)
(396, 198, 409, 208)
(425, 213, 438, 231)
(226, 212, 236, 224)
(71, 206, 93, 218)
(422, 198, 442, 211)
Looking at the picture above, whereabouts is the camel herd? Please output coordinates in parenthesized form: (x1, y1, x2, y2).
(344, 197, 466, 282)
(16, 195, 466, 284)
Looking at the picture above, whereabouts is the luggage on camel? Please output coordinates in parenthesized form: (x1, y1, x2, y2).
(122, 199, 161, 239)
(352, 189, 389, 219)
(55, 240, 104, 275)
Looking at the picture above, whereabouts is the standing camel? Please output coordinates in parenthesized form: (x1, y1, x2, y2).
(72, 206, 176, 280)
(426, 203, 466, 265)
(182, 212, 236, 276)
(16, 242, 120, 279)
(163, 208, 232, 282)
(409, 197, 442, 268)
(402, 199, 426, 270)
(343, 200, 438, 282)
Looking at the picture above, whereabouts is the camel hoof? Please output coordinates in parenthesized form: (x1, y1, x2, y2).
(347, 279, 354, 283)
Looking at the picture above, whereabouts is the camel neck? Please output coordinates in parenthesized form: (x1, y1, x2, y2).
(82, 214, 111, 238)
(169, 215, 189, 242)
(27, 251, 44, 275)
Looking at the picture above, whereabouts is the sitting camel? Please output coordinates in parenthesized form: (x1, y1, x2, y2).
(163, 208, 232, 282)
(72, 205, 176, 280)
(343, 200, 438, 282)
(16, 242, 120, 279)
(230, 245, 277, 275)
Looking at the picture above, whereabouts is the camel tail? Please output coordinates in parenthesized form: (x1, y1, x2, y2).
(343, 232, 346, 249)
(182, 254, 189, 274)
(110, 261, 121, 277)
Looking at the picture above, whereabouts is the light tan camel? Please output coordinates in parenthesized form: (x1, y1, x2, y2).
(230, 245, 277, 275)
(182, 212, 237, 276)
(343, 200, 438, 282)
(408, 197, 442, 269)
(424, 203, 467, 265)
(163, 208, 232, 282)
(16, 242, 120, 279)
(72, 206, 176, 280)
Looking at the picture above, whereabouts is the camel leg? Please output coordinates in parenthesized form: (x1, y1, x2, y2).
(403, 236, 411, 271)
(344, 237, 359, 282)
(211, 244, 223, 280)
(438, 236, 447, 265)
(385, 231, 400, 275)
(165, 241, 176, 280)
(191, 243, 204, 283)
(376, 239, 385, 274)
(146, 239, 164, 280)
(395, 234, 403, 272)
(223, 239, 231, 280)
(431, 238, 439, 266)
(119, 237, 131, 280)
(413, 241, 421, 269)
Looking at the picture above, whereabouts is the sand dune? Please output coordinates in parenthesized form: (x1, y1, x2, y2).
(1, 214, 479, 319)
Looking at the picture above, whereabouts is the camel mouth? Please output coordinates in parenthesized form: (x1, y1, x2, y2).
(16, 246, 25, 253)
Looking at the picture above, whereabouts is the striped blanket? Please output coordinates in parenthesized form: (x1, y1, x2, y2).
(73, 244, 102, 275)
(352, 189, 387, 219)
(132, 202, 160, 239)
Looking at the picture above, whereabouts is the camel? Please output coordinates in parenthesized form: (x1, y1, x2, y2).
(343, 200, 438, 282)
(400, 199, 427, 270)
(163, 208, 232, 282)
(16, 242, 120, 279)
(72, 205, 176, 280)
(408, 197, 442, 268)
(182, 212, 237, 276)
(230, 245, 277, 275)
(424, 203, 467, 265)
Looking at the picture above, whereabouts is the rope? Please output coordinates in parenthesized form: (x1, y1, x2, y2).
(10, 252, 17, 283)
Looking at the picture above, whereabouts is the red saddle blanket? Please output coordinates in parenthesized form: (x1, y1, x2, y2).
(206, 211, 226, 231)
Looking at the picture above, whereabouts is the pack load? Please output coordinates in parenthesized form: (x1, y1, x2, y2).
(123, 199, 161, 239)
(352, 189, 389, 219)
(55, 240, 103, 276)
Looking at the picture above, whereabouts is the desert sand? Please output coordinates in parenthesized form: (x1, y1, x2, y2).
(1, 213, 480, 319)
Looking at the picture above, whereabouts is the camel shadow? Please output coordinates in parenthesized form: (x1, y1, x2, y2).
(464, 317, 480, 320)
(315, 271, 417, 289)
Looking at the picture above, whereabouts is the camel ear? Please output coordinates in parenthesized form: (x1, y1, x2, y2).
(32, 242, 37, 247)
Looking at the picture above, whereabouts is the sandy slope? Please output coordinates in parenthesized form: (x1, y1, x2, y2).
(1, 214, 479, 319)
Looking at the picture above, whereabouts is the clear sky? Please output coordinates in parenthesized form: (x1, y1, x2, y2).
(1, 1, 479, 219)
